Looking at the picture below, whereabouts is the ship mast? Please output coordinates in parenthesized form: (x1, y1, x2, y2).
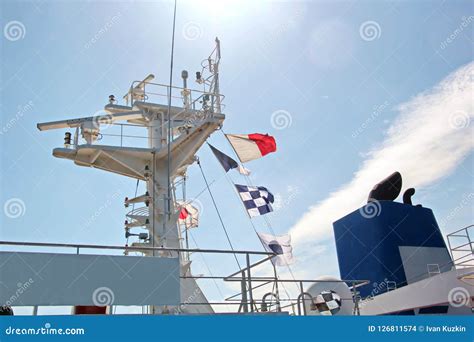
(37, 38, 225, 314)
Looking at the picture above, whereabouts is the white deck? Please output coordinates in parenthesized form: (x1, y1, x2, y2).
(360, 267, 474, 315)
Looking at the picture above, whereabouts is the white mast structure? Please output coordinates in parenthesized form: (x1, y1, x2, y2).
(37, 39, 224, 314)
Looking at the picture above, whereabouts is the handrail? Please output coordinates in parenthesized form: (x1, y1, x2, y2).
(225, 255, 274, 279)
(225, 277, 370, 285)
(451, 241, 474, 250)
(0, 240, 273, 256)
(446, 224, 473, 236)
(129, 80, 217, 96)
(224, 275, 369, 312)
(124, 80, 225, 114)
(225, 281, 273, 301)
(446, 224, 473, 269)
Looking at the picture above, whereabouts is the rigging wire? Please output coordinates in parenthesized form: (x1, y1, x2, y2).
(196, 158, 242, 270)
(207, 135, 292, 308)
(187, 162, 254, 311)
(183, 173, 225, 205)
(243, 179, 301, 296)
(145, 0, 295, 311)
(262, 214, 300, 289)
(221, 167, 295, 306)
(219, 130, 302, 298)
(166, 0, 178, 223)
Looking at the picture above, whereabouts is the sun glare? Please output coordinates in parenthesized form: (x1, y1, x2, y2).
(187, 0, 260, 18)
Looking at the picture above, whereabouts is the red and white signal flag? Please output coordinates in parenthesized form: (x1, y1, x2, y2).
(225, 133, 277, 163)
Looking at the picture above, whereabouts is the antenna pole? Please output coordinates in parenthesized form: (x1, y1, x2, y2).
(166, 0, 178, 230)
(214, 37, 222, 114)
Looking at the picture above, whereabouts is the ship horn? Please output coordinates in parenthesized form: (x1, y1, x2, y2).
(403, 188, 416, 205)
(368, 171, 402, 203)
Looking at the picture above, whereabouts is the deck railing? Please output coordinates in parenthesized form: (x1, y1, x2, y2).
(0, 240, 368, 315)
(446, 224, 474, 269)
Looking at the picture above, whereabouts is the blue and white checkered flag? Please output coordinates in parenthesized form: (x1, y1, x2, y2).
(235, 184, 274, 217)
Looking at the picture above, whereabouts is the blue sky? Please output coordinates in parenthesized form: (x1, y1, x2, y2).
(1, 0, 473, 313)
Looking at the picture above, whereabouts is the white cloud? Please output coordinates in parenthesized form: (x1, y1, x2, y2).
(289, 62, 474, 273)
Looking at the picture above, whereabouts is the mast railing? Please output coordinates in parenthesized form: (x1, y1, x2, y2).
(123, 80, 225, 114)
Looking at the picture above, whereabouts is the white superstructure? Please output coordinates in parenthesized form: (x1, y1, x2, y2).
(36, 39, 225, 314)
